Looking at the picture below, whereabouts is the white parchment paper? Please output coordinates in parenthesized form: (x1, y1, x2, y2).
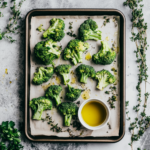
(30, 15, 120, 137)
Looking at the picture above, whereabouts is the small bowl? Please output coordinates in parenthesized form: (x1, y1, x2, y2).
(78, 98, 110, 130)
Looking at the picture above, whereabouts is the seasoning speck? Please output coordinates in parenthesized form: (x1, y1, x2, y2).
(5, 68, 8, 74)
(81, 89, 90, 100)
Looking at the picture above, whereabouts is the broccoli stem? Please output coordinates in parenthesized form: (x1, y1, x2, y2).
(48, 48, 61, 57)
(61, 73, 70, 85)
(88, 30, 101, 41)
(33, 104, 44, 120)
(77, 51, 83, 63)
(80, 73, 89, 83)
(53, 95, 61, 106)
(43, 20, 58, 38)
(64, 114, 72, 126)
(97, 75, 109, 90)
(72, 57, 78, 65)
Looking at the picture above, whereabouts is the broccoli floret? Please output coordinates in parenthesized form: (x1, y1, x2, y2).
(37, 24, 45, 32)
(92, 41, 116, 65)
(34, 39, 61, 65)
(63, 39, 89, 65)
(43, 18, 65, 41)
(76, 64, 96, 83)
(79, 19, 102, 41)
(45, 85, 62, 106)
(66, 85, 83, 101)
(32, 67, 54, 85)
(58, 102, 78, 126)
(29, 96, 53, 120)
(55, 64, 72, 85)
(95, 69, 116, 90)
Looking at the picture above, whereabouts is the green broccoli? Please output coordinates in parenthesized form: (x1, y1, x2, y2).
(79, 19, 102, 41)
(34, 39, 61, 65)
(43, 18, 65, 41)
(66, 85, 83, 101)
(76, 64, 96, 83)
(92, 41, 116, 65)
(37, 24, 45, 32)
(32, 67, 54, 85)
(58, 102, 78, 126)
(95, 69, 116, 90)
(45, 85, 62, 106)
(63, 39, 89, 65)
(55, 64, 72, 85)
(29, 97, 53, 120)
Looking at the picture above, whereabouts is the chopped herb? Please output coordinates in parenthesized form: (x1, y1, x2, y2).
(73, 120, 82, 130)
(105, 91, 110, 94)
(76, 101, 80, 105)
(107, 95, 117, 109)
(107, 122, 111, 129)
(102, 16, 110, 27)
(67, 22, 77, 37)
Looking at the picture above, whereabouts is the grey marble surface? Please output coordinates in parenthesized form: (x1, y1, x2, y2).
(0, 0, 150, 150)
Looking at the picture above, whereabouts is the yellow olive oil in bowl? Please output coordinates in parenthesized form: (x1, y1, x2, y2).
(81, 101, 107, 126)
(78, 99, 110, 130)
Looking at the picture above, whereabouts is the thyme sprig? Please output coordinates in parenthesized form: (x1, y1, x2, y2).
(124, 0, 150, 149)
(0, 1, 7, 17)
(105, 86, 117, 109)
(102, 16, 110, 27)
(0, 0, 26, 43)
(67, 22, 76, 37)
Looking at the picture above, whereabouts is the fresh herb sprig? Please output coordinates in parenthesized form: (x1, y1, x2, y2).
(67, 22, 76, 37)
(0, 0, 26, 43)
(105, 86, 117, 109)
(0, 121, 23, 150)
(102, 16, 110, 27)
(124, 0, 150, 149)
(0, 1, 7, 17)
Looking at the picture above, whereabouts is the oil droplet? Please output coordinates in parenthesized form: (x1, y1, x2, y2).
(3, 74, 5, 78)
(42, 83, 52, 91)
(9, 81, 12, 84)
(5, 69, 8, 74)
(74, 86, 78, 89)
(90, 78, 93, 83)
(81, 84, 86, 89)
(117, 47, 119, 53)
(85, 52, 92, 60)
(81, 89, 90, 100)
(71, 77, 76, 84)
(114, 32, 117, 36)
(55, 76, 61, 84)
(105, 36, 109, 41)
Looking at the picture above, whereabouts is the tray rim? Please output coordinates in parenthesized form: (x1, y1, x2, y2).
(25, 8, 126, 143)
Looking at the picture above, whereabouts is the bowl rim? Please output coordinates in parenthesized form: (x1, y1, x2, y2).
(78, 98, 110, 130)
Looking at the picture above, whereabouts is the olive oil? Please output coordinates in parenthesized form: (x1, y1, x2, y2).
(81, 101, 107, 126)
(81, 90, 90, 100)
(85, 52, 92, 60)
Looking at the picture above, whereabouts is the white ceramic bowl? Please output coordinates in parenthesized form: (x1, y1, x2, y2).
(78, 98, 110, 130)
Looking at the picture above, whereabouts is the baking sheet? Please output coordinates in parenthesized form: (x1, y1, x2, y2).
(30, 15, 120, 137)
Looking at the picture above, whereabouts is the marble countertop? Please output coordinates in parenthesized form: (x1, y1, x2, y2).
(0, 0, 150, 150)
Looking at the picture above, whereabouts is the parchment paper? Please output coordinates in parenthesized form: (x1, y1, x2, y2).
(30, 15, 120, 137)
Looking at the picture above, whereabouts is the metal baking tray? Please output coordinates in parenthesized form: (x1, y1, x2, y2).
(25, 9, 126, 142)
